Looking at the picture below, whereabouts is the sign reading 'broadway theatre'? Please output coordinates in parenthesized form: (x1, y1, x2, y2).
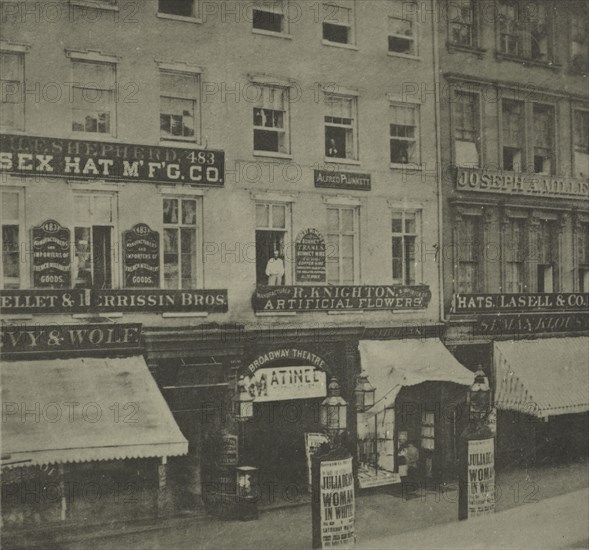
(0, 134, 224, 186)
(253, 285, 431, 312)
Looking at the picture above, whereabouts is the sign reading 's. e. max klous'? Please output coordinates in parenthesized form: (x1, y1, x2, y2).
(0, 134, 224, 186)
(253, 285, 431, 312)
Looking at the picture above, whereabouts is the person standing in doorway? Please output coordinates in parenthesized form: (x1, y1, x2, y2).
(266, 249, 284, 286)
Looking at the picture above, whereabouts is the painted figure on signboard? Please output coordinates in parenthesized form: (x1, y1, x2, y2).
(265, 249, 284, 286)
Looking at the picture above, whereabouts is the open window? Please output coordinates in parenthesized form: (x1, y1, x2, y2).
(453, 91, 480, 167)
(324, 94, 357, 160)
(502, 100, 524, 171)
(252, 0, 287, 33)
(158, 0, 199, 18)
(253, 85, 289, 154)
(388, 14, 416, 56)
(322, 2, 354, 45)
(255, 202, 288, 286)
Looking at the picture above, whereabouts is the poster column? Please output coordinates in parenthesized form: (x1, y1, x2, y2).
(312, 448, 355, 549)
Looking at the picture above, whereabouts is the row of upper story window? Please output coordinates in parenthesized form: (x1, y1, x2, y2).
(0, 49, 427, 167)
(453, 208, 589, 294)
(450, 90, 589, 179)
(62, 0, 589, 74)
(0, 187, 424, 291)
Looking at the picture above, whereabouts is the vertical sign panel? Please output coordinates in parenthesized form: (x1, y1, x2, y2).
(466, 437, 495, 518)
(123, 223, 160, 288)
(32, 220, 71, 288)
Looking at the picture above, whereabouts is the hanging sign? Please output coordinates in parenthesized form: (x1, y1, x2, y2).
(245, 365, 327, 402)
(32, 219, 71, 288)
(466, 437, 495, 518)
(123, 223, 160, 288)
(295, 229, 327, 283)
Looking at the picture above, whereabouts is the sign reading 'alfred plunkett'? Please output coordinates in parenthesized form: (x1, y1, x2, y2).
(0, 134, 224, 186)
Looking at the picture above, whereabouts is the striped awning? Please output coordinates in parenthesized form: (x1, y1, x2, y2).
(494, 337, 589, 418)
(1, 356, 188, 469)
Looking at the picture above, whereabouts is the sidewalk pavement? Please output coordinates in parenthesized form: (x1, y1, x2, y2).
(358, 488, 589, 549)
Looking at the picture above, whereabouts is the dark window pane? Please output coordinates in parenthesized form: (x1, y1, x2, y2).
(253, 10, 283, 32)
(325, 126, 346, 158)
(323, 23, 348, 43)
(159, 0, 193, 17)
(254, 129, 279, 152)
(389, 36, 413, 54)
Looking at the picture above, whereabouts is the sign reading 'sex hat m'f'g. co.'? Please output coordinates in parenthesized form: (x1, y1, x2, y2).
(123, 223, 160, 288)
(32, 219, 71, 288)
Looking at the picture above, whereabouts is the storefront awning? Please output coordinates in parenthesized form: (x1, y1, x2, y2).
(358, 339, 475, 417)
(1, 356, 188, 469)
(494, 337, 589, 419)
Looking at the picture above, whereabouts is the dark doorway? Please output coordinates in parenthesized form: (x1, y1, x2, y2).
(255, 230, 285, 285)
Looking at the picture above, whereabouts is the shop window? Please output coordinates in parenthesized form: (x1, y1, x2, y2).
(389, 104, 419, 165)
(391, 211, 419, 285)
(453, 91, 480, 167)
(163, 198, 199, 289)
(571, 12, 589, 74)
(73, 193, 116, 289)
(535, 219, 558, 292)
(577, 222, 589, 292)
(160, 71, 200, 142)
(0, 51, 24, 131)
(1, 189, 24, 289)
(448, 0, 477, 47)
(324, 94, 357, 160)
(456, 215, 482, 293)
(255, 202, 288, 286)
(574, 110, 589, 179)
(497, 1, 553, 62)
(71, 60, 116, 135)
(388, 12, 416, 56)
(159, 0, 199, 18)
(253, 85, 289, 154)
(532, 104, 554, 175)
(322, 2, 354, 45)
(252, 1, 287, 33)
(502, 100, 524, 171)
(327, 206, 358, 284)
(504, 217, 526, 292)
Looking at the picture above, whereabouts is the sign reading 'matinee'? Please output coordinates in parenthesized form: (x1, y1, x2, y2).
(0, 134, 224, 186)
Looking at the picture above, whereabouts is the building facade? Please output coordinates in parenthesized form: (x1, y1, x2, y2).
(437, 0, 589, 468)
(1, 0, 479, 531)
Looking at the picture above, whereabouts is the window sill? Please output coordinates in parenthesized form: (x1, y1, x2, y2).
(253, 151, 293, 160)
(252, 29, 293, 40)
(157, 13, 202, 24)
(255, 312, 297, 317)
(160, 139, 202, 148)
(162, 312, 208, 318)
(446, 42, 486, 58)
(70, 1, 119, 11)
(390, 162, 422, 170)
(321, 40, 359, 51)
(494, 52, 562, 70)
(387, 52, 421, 61)
(324, 157, 361, 166)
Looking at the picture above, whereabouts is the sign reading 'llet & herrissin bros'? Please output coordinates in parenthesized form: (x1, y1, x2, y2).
(0, 134, 224, 186)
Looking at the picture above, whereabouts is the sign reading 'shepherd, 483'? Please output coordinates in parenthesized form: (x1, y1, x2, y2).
(0, 134, 224, 186)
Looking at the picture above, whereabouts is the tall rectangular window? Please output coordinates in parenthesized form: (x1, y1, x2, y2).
(71, 61, 116, 135)
(253, 86, 289, 154)
(73, 193, 116, 289)
(390, 104, 419, 164)
(504, 218, 526, 292)
(391, 211, 419, 285)
(322, 2, 353, 45)
(498, 1, 521, 56)
(325, 94, 357, 160)
(502, 100, 524, 171)
(456, 216, 481, 293)
(255, 202, 288, 285)
(453, 91, 480, 167)
(578, 222, 589, 292)
(252, 0, 287, 33)
(388, 13, 416, 56)
(326, 206, 357, 284)
(532, 104, 554, 175)
(0, 52, 24, 131)
(158, 0, 199, 18)
(536, 219, 558, 292)
(574, 110, 589, 179)
(571, 12, 589, 74)
(449, 0, 476, 47)
(160, 71, 200, 142)
(163, 198, 199, 289)
(1, 189, 23, 289)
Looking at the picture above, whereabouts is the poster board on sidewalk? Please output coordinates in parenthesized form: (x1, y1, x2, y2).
(305, 433, 329, 489)
(466, 437, 495, 517)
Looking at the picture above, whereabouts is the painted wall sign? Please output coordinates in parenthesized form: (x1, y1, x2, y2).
(455, 167, 589, 199)
(219, 434, 239, 467)
(253, 285, 431, 312)
(473, 312, 589, 337)
(244, 348, 328, 376)
(0, 323, 142, 356)
(317, 457, 355, 548)
(453, 293, 589, 314)
(123, 223, 160, 288)
(362, 323, 445, 341)
(245, 365, 327, 402)
(314, 169, 371, 191)
(0, 134, 224, 186)
(466, 438, 495, 518)
(32, 219, 71, 288)
(295, 229, 327, 283)
(0, 289, 228, 314)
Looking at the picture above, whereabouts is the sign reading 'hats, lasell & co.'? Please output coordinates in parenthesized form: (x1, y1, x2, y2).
(0, 134, 224, 186)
